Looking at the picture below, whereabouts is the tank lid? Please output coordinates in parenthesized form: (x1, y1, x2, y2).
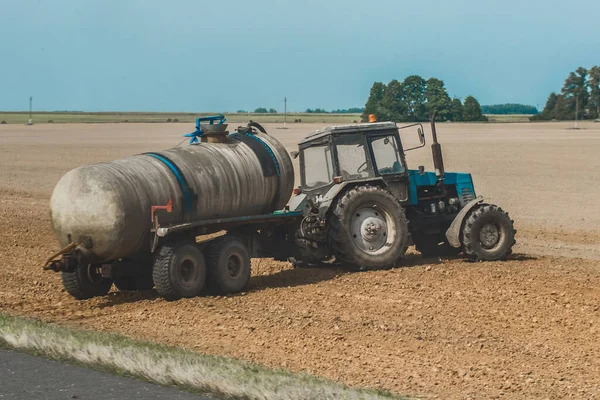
(200, 123, 229, 143)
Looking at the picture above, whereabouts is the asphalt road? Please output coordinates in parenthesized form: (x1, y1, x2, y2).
(0, 349, 213, 400)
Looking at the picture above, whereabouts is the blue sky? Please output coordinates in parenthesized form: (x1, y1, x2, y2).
(1, 0, 598, 112)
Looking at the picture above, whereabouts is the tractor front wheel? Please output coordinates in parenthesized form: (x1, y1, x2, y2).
(461, 204, 516, 261)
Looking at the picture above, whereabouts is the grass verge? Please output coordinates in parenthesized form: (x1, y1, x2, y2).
(0, 314, 406, 400)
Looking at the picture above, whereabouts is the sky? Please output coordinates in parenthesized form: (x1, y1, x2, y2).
(1, 0, 599, 112)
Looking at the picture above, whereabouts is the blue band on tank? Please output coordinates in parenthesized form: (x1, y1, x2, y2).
(146, 153, 191, 215)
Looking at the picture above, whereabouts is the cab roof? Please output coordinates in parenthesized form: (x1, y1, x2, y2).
(299, 121, 397, 145)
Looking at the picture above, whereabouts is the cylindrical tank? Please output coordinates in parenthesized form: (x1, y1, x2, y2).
(50, 129, 294, 263)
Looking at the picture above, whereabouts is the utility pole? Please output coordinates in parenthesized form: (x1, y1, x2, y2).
(575, 96, 579, 129)
(28, 96, 33, 125)
(283, 96, 287, 128)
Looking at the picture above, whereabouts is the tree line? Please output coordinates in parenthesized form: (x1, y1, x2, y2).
(362, 76, 487, 122)
(306, 107, 365, 114)
(532, 66, 600, 121)
(236, 107, 365, 114)
(481, 104, 538, 115)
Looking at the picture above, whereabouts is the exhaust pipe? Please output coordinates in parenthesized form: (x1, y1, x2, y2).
(430, 111, 445, 180)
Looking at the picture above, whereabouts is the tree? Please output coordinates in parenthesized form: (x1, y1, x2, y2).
(380, 79, 405, 121)
(254, 107, 268, 113)
(462, 96, 488, 121)
(401, 75, 427, 121)
(561, 67, 589, 120)
(362, 82, 386, 121)
(268, 108, 277, 113)
(481, 104, 538, 114)
(449, 98, 463, 121)
(425, 78, 452, 120)
(531, 92, 559, 120)
(362, 76, 486, 123)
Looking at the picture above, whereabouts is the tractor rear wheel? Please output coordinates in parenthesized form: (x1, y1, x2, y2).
(461, 204, 516, 261)
(61, 264, 113, 300)
(412, 233, 461, 258)
(152, 241, 206, 300)
(328, 185, 408, 270)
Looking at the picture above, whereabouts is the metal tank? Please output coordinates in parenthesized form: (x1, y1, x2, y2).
(50, 120, 294, 263)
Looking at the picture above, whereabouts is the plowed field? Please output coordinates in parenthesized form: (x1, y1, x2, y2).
(1, 122, 599, 399)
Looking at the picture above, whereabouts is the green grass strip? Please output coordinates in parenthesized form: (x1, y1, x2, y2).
(0, 314, 407, 400)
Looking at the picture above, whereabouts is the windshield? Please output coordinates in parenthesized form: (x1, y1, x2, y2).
(302, 144, 334, 189)
(336, 134, 373, 180)
(371, 135, 404, 175)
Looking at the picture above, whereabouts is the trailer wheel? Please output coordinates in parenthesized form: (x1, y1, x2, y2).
(412, 233, 461, 258)
(461, 204, 516, 261)
(61, 264, 113, 300)
(206, 236, 251, 295)
(152, 241, 206, 300)
(328, 185, 408, 270)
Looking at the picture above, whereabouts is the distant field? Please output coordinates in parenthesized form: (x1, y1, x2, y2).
(0, 111, 539, 125)
(0, 112, 362, 125)
(484, 114, 533, 123)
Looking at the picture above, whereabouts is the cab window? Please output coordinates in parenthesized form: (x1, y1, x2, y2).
(371, 135, 404, 175)
(302, 145, 334, 189)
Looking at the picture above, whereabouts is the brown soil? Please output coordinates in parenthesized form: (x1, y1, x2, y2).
(1, 122, 600, 399)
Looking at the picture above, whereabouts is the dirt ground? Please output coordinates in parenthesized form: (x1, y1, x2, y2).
(1, 121, 599, 399)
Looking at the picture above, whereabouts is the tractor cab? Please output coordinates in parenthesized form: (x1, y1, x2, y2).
(297, 122, 410, 199)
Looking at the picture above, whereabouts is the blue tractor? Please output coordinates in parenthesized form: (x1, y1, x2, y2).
(289, 115, 516, 269)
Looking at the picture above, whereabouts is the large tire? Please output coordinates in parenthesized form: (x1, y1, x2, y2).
(412, 233, 461, 258)
(152, 241, 206, 300)
(461, 204, 516, 261)
(61, 264, 112, 300)
(206, 236, 251, 295)
(328, 185, 408, 270)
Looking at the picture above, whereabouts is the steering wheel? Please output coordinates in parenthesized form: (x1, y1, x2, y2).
(357, 161, 368, 174)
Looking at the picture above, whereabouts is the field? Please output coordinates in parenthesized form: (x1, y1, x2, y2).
(0, 111, 361, 125)
(1, 121, 600, 399)
(0, 111, 533, 125)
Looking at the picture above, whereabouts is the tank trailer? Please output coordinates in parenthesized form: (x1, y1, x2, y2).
(44, 115, 516, 300)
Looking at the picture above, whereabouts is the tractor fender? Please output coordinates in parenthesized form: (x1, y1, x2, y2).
(317, 179, 384, 218)
(445, 196, 485, 248)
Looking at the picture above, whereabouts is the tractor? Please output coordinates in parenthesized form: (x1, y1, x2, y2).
(288, 115, 516, 269)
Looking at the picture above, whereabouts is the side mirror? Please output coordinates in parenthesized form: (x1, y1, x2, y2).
(418, 128, 425, 145)
(290, 151, 299, 159)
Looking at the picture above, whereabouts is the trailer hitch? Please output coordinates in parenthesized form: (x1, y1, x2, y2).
(42, 242, 78, 271)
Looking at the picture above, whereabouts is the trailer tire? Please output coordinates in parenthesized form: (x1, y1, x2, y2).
(152, 241, 206, 300)
(328, 185, 408, 270)
(461, 204, 516, 261)
(206, 236, 251, 295)
(61, 264, 112, 300)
